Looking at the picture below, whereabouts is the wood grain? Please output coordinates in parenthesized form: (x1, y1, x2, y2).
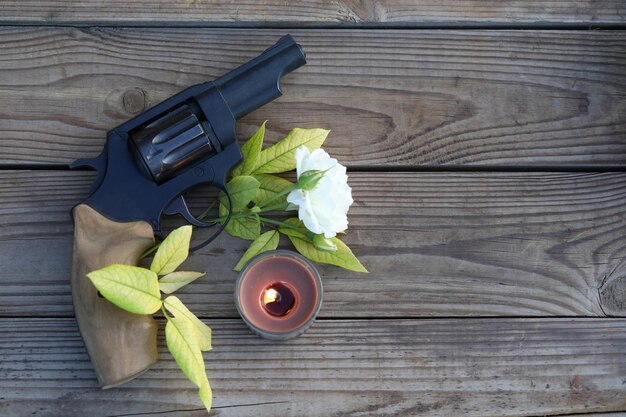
(1, 318, 625, 416)
(0, 1, 624, 26)
(556, 411, 626, 417)
(1, 170, 625, 318)
(0, 28, 625, 167)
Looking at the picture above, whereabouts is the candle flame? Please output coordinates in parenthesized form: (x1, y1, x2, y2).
(263, 288, 279, 305)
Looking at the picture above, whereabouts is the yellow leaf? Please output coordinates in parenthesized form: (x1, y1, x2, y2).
(253, 128, 329, 174)
(87, 264, 162, 315)
(159, 271, 205, 294)
(151, 225, 192, 276)
(287, 234, 368, 273)
(165, 316, 205, 386)
(234, 230, 279, 271)
(165, 313, 213, 412)
(232, 121, 266, 176)
(164, 296, 212, 351)
(198, 381, 213, 412)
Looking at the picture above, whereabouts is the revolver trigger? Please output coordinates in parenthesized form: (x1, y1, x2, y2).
(164, 195, 216, 228)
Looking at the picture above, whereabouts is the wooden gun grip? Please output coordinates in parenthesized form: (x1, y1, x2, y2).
(71, 204, 158, 389)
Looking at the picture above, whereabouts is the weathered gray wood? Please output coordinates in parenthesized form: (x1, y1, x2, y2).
(0, 28, 625, 167)
(0, 1, 624, 26)
(556, 411, 626, 417)
(1, 170, 625, 318)
(1, 318, 625, 416)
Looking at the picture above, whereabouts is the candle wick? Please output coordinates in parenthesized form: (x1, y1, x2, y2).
(261, 283, 295, 316)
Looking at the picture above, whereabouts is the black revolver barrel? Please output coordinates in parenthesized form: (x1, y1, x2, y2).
(214, 35, 306, 119)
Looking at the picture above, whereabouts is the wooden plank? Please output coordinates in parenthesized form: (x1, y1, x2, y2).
(556, 412, 626, 417)
(1, 318, 625, 416)
(1, 170, 625, 318)
(0, 1, 624, 26)
(0, 28, 625, 167)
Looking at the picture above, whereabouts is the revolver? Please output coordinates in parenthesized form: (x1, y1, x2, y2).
(70, 35, 306, 388)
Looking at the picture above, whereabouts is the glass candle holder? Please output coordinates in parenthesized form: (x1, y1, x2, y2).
(234, 250, 323, 340)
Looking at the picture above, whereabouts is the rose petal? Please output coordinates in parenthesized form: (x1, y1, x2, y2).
(291, 147, 353, 237)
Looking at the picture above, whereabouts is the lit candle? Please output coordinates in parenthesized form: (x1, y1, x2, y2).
(235, 250, 322, 340)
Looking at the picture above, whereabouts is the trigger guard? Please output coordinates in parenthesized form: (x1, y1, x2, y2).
(163, 195, 217, 228)
(188, 183, 233, 252)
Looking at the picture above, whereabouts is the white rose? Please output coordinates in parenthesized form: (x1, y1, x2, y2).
(287, 146, 353, 238)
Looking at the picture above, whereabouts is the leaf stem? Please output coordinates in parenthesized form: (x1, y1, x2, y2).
(197, 199, 218, 221)
(161, 304, 172, 321)
(259, 203, 290, 212)
(260, 217, 318, 243)
(204, 202, 285, 224)
(259, 217, 302, 231)
(258, 216, 290, 228)
(204, 211, 256, 224)
(140, 243, 161, 259)
(257, 185, 295, 209)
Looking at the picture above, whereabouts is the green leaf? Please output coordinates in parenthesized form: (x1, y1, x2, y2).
(165, 315, 213, 413)
(87, 264, 162, 315)
(224, 214, 261, 241)
(253, 174, 294, 208)
(234, 230, 280, 271)
(252, 128, 329, 174)
(229, 176, 261, 210)
(164, 295, 211, 351)
(232, 121, 266, 177)
(286, 234, 368, 273)
(151, 225, 192, 276)
(220, 175, 260, 213)
(159, 271, 205, 294)
(312, 234, 338, 252)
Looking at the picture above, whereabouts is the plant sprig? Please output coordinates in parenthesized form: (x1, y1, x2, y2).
(87, 225, 213, 412)
(219, 122, 367, 272)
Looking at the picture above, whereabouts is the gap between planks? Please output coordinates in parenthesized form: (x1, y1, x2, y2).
(2, 164, 626, 173)
(0, 0, 625, 27)
(0, 29, 624, 167)
(2, 171, 626, 318)
(0, 22, 625, 30)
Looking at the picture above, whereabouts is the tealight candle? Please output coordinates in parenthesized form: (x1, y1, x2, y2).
(234, 250, 322, 340)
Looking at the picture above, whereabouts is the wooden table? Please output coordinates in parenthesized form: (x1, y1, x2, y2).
(1, 2, 626, 416)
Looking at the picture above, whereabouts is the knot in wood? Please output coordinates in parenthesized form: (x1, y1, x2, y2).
(122, 88, 147, 114)
(599, 273, 626, 316)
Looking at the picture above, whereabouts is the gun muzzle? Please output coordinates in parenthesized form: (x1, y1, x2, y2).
(215, 34, 306, 119)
